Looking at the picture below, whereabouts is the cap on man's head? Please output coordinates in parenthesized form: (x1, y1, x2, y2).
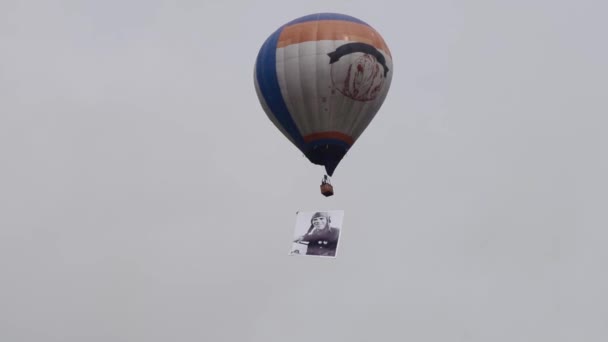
(311, 212, 330, 222)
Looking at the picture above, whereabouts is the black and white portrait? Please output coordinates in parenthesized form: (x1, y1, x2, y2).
(289, 210, 344, 258)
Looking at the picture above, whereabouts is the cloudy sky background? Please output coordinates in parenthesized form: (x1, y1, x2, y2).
(1, 0, 607, 341)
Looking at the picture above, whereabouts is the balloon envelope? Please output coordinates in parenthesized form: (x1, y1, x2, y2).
(254, 13, 393, 176)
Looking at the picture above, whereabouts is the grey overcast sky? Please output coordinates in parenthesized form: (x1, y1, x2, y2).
(1, 0, 607, 341)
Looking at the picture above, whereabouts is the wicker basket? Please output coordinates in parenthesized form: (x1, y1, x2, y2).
(320, 183, 334, 197)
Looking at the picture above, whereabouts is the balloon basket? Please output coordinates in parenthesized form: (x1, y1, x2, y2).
(321, 183, 334, 197)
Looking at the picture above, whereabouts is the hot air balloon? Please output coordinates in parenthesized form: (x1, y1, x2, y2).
(254, 13, 393, 196)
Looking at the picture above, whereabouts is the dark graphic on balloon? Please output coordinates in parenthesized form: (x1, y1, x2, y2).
(328, 42, 390, 101)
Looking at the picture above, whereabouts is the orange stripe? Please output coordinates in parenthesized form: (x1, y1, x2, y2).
(303, 132, 355, 145)
(277, 20, 391, 57)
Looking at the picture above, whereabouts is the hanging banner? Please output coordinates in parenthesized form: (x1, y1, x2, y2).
(289, 210, 345, 258)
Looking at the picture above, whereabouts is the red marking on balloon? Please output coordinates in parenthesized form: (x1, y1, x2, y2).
(331, 54, 385, 102)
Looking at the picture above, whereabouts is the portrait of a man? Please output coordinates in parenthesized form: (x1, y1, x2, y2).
(290, 210, 344, 258)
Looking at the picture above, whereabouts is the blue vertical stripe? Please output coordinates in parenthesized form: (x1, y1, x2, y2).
(255, 27, 305, 150)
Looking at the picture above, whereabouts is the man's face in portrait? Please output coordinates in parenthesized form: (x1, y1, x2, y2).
(312, 216, 328, 230)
